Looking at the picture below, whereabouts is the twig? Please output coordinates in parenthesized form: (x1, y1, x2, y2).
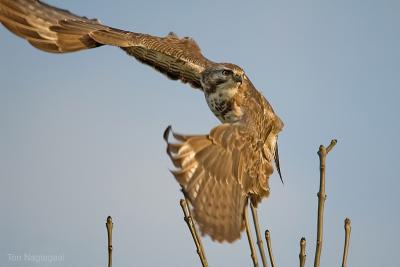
(299, 237, 306, 267)
(245, 204, 259, 267)
(250, 203, 268, 267)
(341, 218, 351, 267)
(106, 216, 113, 267)
(314, 139, 337, 267)
(185, 198, 208, 266)
(179, 199, 208, 267)
(265, 230, 276, 267)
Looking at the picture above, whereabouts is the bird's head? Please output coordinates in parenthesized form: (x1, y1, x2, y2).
(200, 63, 244, 94)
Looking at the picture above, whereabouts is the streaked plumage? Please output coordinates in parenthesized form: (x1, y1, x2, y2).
(0, 0, 284, 243)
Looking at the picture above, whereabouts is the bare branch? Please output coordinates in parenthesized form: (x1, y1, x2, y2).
(326, 139, 337, 154)
(264, 230, 276, 267)
(250, 203, 268, 267)
(106, 216, 113, 267)
(314, 139, 337, 267)
(245, 204, 259, 267)
(179, 199, 208, 267)
(299, 237, 306, 267)
(341, 218, 351, 267)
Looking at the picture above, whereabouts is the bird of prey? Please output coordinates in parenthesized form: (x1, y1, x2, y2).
(0, 0, 284, 243)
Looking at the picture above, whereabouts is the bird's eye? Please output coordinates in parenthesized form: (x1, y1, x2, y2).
(222, 70, 231, 76)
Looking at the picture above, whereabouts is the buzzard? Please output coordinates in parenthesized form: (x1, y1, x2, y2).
(0, 0, 284, 243)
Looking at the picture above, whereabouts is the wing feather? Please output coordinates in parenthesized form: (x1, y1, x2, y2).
(164, 124, 273, 242)
(0, 0, 214, 88)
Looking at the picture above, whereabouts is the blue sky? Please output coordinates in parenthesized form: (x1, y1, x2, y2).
(0, 0, 399, 266)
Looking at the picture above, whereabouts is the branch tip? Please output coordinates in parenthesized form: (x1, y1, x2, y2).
(326, 139, 337, 153)
(264, 229, 276, 267)
(179, 198, 208, 267)
(106, 216, 113, 267)
(179, 199, 186, 208)
(299, 237, 306, 267)
(341, 217, 351, 267)
(265, 230, 270, 238)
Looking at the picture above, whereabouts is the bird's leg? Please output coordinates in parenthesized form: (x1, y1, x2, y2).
(250, 202, 268, 267)
(245, 202, 259, 267)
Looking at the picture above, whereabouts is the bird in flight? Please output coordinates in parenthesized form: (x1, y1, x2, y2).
(0, 0, 284, 243)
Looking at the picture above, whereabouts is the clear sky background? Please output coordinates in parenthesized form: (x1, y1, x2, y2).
(0, 0, 399, 266)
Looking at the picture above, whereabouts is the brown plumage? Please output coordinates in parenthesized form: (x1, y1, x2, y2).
(0, 0, 213, 88)
(0, 0, 284, 243)
(164, 75, 283, 242)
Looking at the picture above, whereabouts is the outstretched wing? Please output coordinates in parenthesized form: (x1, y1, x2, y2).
(164, 124, 273, 243)
(0, 0, 214, 88)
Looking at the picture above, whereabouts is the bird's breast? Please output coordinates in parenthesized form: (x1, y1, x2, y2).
(205, 85, 243, 123)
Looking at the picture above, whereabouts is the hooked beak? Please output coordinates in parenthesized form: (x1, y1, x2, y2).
(233, 74, 242, 84)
